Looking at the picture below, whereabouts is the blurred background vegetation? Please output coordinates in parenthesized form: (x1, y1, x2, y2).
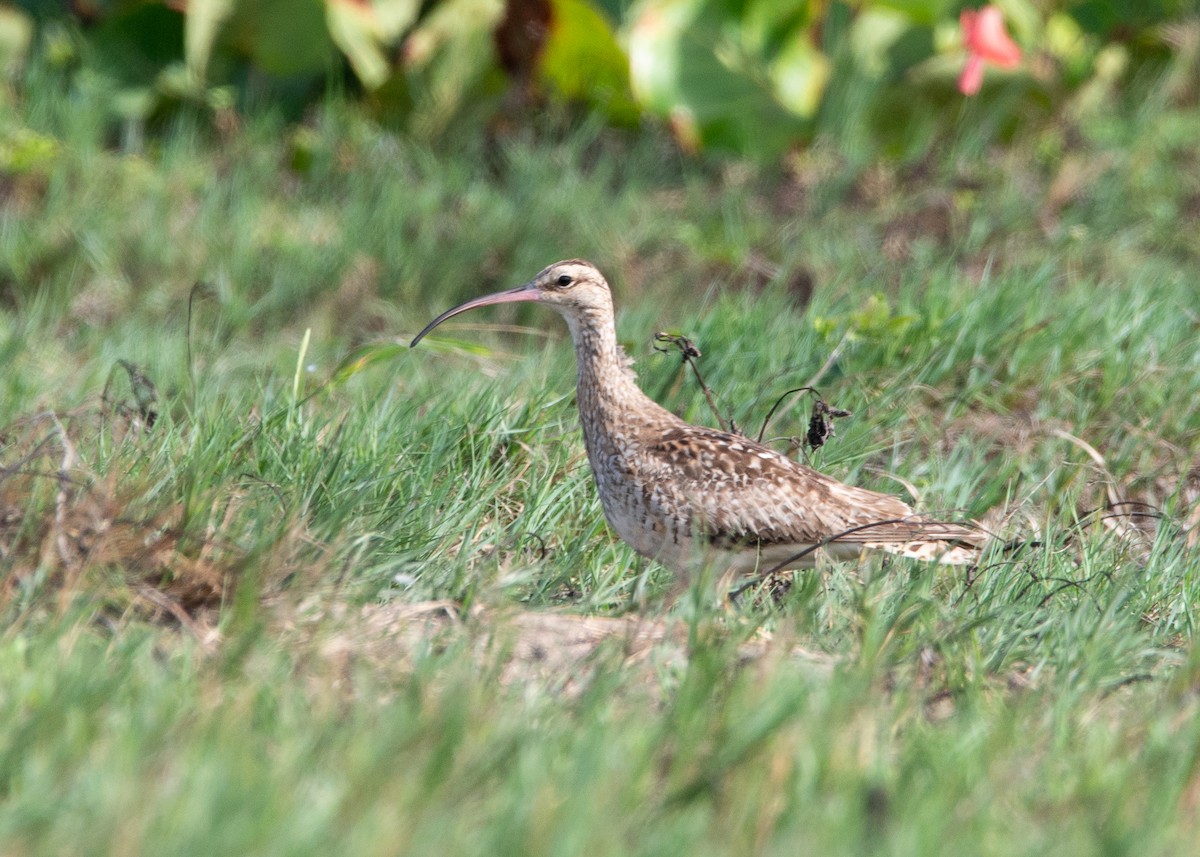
(1, 0, 1197, 164)
(2, 0, 1199, 414)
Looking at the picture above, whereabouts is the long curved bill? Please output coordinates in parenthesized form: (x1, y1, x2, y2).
(410, 281, 541, 347)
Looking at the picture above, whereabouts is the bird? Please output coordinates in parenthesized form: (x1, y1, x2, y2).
(411, 260, 983, 597)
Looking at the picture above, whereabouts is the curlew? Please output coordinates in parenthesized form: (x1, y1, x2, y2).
(411, 260, 983, 595)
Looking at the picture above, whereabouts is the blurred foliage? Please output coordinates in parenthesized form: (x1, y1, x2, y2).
(0, 0, 1198, 159)
(812, 293, 918, 344)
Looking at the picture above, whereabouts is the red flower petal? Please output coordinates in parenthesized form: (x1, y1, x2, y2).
(963, 5, 1021, 67)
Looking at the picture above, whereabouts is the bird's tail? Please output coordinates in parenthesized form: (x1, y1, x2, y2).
(858, 515, 985, 566)
(866, 538, 980, 565)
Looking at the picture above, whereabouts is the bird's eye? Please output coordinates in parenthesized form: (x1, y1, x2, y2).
(556, 274, 573, 287)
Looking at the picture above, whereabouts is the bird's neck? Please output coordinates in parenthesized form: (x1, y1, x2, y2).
(565, 309, 678, 451)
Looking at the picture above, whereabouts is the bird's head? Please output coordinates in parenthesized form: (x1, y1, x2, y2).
(410, 259, 612, 347)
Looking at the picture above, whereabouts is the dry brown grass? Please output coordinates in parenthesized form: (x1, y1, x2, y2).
(0, 407, 234, 631)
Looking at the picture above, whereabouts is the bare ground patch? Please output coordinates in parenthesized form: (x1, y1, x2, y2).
(286, 598, 836, 698)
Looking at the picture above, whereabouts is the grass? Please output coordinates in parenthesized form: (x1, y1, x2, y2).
(2, 62, 1200, 855)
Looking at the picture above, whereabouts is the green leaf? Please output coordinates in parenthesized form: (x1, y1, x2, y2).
(627, 0, 701, 117)
(539, 0, 638, 125)
(326, 0, 390, 89)
(332, 342, 410, 385)
(740, 0, 810, 57)
(332, 338, 494, 385)
(769, 31, 829, 118)
(870, 0, 950, 27)
(399, 0, 504, 137)
(0, 4, 33, 80)
(409, 337, 495, 358)
(374, 0, 423, 39)
(627, 0, 803, 156)
(110, 86, 158, 122)
(184, 0, 234, 83)
(226, 0, 334, 78)
(849, 7, 912, 79)
(87, 3, 186, 85)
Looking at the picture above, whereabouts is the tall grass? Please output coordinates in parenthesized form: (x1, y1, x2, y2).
(1, 65, 1198, 855)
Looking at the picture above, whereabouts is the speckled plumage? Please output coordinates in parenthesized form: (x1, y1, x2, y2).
(412, 260, 983, 582)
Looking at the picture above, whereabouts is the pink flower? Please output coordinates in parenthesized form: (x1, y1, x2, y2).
(959, 5, 1022, 96)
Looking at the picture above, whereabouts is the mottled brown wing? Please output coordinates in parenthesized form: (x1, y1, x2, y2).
(642, 425, 981, 551)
